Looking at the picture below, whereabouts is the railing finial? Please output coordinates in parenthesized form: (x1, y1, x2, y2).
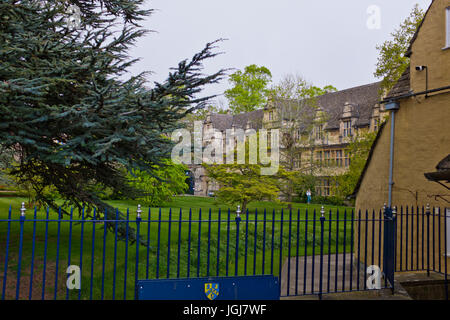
(321, 205, 325, 218)
(20, 202, 26, 217)
(236, 205, 241, 218)
(137, 204, 142, 219)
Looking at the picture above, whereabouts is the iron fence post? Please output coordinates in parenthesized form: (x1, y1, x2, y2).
(1, 206, 12, 300)
(29, 207, 37, 300)
(90, 208, 97, 300)
(197, 208, 202, 277)
(135, 205, 142, 300)
(66, 207, 74, 300)
(16, 203, 26, 300)
(54, 207, 62, 300)
(426, 204, 430, 277)
(78, 207, 85, 301)
(112, 208, 119, 300)
(235, 206, 241, 276)
(41, 207, 50, 300)
(383, 204, 396, 294)
(444, 207, 448, 301)
(207, 208, 212, 277)
(393, 207, 398, 277)
(319, 206, 325, 300)
(101, 208, 107, 300)
(167, 208, 172, 278)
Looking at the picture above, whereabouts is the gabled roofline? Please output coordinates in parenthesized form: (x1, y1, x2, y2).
(405, 0, 435, 57)
(348, 121, 387, 199)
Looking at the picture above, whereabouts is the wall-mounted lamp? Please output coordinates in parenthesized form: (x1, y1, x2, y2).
(415, 65, 429, 97)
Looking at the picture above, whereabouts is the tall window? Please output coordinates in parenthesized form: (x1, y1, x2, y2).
(268, 111, 274, 121)
(336, 150, 343, 167)
(324, 150, 331, 166)
(344, 151, 350, 167)
(316, 178, 331, 196)
(316, 125, 323, 140)
(343, 121, 352, 137)
(323, 179, 331, 196)
(316, 151, 323, 164)
(446, 7, 450, 48)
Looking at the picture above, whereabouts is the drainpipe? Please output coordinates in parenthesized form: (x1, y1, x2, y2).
(388, 111, 395, 207)
(385, 102, 400, 208)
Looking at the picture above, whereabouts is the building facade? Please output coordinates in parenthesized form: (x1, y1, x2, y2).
(353, 0, 450, 270)
(190, 82, 386, 197)
(354, 0, 450, 211)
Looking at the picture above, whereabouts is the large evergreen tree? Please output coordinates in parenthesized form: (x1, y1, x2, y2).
(0, 1, 225, 243)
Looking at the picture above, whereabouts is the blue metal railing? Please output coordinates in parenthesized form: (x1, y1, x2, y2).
(0, 204, 448, 300)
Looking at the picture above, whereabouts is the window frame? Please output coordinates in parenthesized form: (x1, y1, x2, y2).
(447, 208, 450, 256)
(316, 124, 323, 140)
(324, 150, 331, 166)
(323, 178, 331, 196)
(344, 151, 350, 167)
(315, 150, 323, 164)
(343, 120, 352, 137)
(446, 7, 450, 49)
(336, 149, 343, 167)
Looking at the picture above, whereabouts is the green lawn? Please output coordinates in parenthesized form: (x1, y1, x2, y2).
(0, 196, 354, 300)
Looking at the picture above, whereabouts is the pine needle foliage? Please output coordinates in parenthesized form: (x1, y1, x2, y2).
(0, 0, 226, 244)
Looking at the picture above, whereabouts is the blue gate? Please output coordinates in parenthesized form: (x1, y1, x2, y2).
(136, 275, 279, 300)
(383, 206, 396, 292)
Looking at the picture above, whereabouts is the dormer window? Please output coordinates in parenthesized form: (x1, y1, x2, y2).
(316, 124, 323, 140)
(343, 120, 352, 137)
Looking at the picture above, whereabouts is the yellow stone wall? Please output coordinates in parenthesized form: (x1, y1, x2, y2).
(355, 0, 450, 271)
(410, 0, 450, 92)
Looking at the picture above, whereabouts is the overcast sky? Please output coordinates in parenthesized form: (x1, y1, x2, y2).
(127, 0, 432, 107)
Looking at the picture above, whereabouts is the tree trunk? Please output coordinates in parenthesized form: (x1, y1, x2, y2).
(241, 199, 249, 215)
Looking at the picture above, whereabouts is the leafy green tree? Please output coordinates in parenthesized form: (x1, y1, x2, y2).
(127, 160, 189, 206)
(193, 105, 229, 120)
(203, 129, 280, 213)
(0, 1, 225, 243)
(0, 147, 14, 188)
(374, 4, 425, 92)
(271, 74, 337, 101)
(225, 64, 272, 114)
(204, 164, 280, 214)
(271, 74, 336, 205)
(275, 168, 309, 208)
(183, 104, 228, 130)
(334, 131, 377, 199)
